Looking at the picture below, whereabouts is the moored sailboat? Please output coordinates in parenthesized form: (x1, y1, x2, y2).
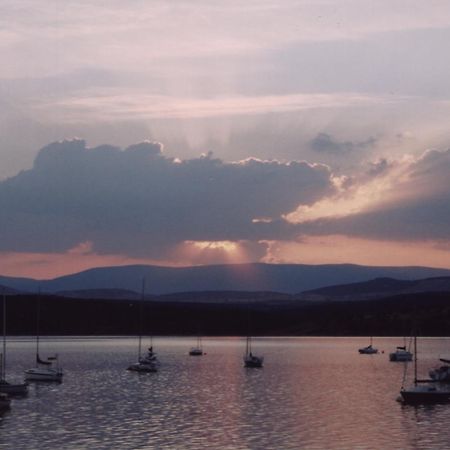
(358, 336, 378, 354)
(390, 337, 413, 361)
(0, 295, 28, 396)
(189, 336, 204, 356)
(24, 296, 63, 382)
(429, 358, 450, 382)
(400, 336, 450, 404)
(243, 304, 263, 368)
(243, 336, 264, 368)
(127, 280, 158, 373)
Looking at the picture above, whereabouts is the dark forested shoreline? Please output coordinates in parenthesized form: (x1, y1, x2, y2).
(2, 291, 450, 336)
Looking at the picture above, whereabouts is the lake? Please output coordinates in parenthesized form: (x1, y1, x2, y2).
(1, 336, 450, 449)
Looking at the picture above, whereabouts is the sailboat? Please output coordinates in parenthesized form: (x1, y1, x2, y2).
(24, 296, 63, 381)
(429, 358, 450, 382)
(358, 336, 378, 354)
(389, 336, 413, 362)
(400, 336, 450, 404)
(244, 336, 264, 368)
(127, 280, 158, 373)
(189, 336, 204, 356)
(0, 295, 28, 395)
(243, 304, 263, 368)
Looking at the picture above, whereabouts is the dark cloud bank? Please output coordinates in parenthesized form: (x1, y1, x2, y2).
(0, 140, 334, 259)
(1, 140, 449, 263)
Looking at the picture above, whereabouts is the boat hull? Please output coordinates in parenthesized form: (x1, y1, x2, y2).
(401, 386, 450, 404)
(0, 381, 28, 395)
(24, 369, 63, 382)
(127, 362, 158, 373)
(390, 352, 413, 362)
(189, 348, 203, 356)
(243, 355, 264, 368)
(359, 348, 378, 354)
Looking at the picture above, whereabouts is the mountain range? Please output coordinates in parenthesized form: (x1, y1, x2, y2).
(1, 262, 450, 296)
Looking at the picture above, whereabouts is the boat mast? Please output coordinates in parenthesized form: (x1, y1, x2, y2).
(2, 295, 6, 380)
(138, 278, 145, 361)
(35, 294, 41, 364)
(246, 301, 252, 355)
(414, 335, 418, 386)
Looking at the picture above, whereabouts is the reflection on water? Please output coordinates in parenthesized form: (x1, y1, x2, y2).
(0, 337, 450, 449)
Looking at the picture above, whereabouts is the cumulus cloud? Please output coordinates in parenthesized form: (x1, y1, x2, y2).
(0, 139, 334, 261)
(310, 132, 377, 154)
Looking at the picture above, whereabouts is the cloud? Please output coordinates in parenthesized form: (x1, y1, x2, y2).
(310, 132, 377, 154)
(0, 139, 335, 261)
(34, 91, 390, 123)
(287, 149, 450, 242)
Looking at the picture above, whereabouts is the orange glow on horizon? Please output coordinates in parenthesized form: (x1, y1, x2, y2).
(262, 235, 450, 269)
(1, 236, 449, 280)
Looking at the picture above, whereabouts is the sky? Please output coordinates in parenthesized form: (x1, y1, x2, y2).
(1, 0, 450, 278)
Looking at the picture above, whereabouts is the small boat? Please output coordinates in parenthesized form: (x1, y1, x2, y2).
(359, 337, 378, 354)
(243, 336, 264, 368)
(0, 296, 28, 396)
(429, 358, 450, 382)
(24, 355, 63, 382)
(401, 384, 450, 404)
(24, 296, 63, 382)
(390, 346, 413, 362)
(359, 345, 378, 354)
(243, 303, 263, 367)
(400, 336, 450, 404)
(358, 336, 378, 355)
(189, 336, 203, 356)
(189, 347, 203, 356)
(127, 280, 159, 373)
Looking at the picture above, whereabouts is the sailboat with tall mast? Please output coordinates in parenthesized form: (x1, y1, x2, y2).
(243, 303, 263, 368)
(400, 336, 450, 404)
(389, 336, 413, 362)
(127, 279, 158, 372)
(189, 335, 204, 356)
(24, 295, 63, 381)
(0, 295, 28, 395)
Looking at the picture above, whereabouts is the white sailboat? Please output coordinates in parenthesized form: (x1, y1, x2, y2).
(24, 296, 63, 382)
(127, 279, 158, 373)
(0, 295, 28, 396)
(389, 337, 413, 362)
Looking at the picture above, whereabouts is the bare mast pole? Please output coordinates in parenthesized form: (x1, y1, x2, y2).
(2, 295, 6, 380)
(138, 278, 145, 361)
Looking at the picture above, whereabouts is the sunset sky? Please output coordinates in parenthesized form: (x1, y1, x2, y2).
(1, 0, 450, 278)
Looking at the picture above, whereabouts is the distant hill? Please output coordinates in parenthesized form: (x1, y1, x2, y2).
(304, 276, 450, 301)
(0, 284, 20, 295)
(1, 263, 450, 295)
(55, 288, 141, 300)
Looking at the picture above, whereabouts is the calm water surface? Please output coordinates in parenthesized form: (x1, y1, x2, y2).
(1, 336, 450, 449)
